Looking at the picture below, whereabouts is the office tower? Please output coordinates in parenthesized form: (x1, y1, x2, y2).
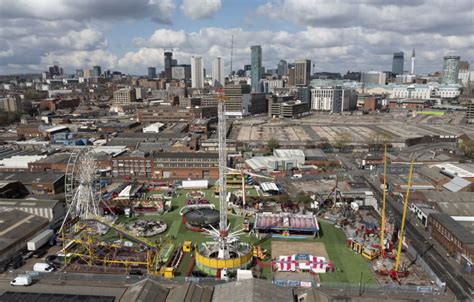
(92, 65, 101, 77)
(411, 49, 415, 75)
(294, 59, 311, 86)
(148, 67, 157, 79)
(392, 52, 404, 75)
(48, 65, 62, 77)
(191, 56, 204, 88)
(442, 56, 461, 84)
(288, 65, 296, 86)
(466, 99, 474, 124)
(164, 52, 173, 80)
(277, 59, 288, 77)
(212, 57, 225, 87)
(310, 86, 353, 113)
(172, 64, 191, 80)
(251, 45, 262, 92)
(458, 60, 470, 86)
(76, 69, 84, 77)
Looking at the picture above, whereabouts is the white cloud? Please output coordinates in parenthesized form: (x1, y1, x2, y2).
(0, 0, 176, 24)
(256, 0, 473, 35)
(41, 49, 118, 70)
(116, 26, 474, 75)
(180, 0, 221, 19)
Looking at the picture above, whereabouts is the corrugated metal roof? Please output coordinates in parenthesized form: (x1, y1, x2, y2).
(443, 177, 470, 192)
(260, 182, 279, 192)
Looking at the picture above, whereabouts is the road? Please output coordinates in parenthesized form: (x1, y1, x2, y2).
(364, 177, 473, 301)
(0, 278, 126, 300)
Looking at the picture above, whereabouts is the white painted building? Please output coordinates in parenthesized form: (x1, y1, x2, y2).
(142, 122, 165, 133)
(191, 56, 204, 88)
(212, 57, 225, 87)
(310, 87, 351, 113)
(262, 79, 284, 93)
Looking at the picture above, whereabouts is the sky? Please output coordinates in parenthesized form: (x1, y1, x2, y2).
(0, 0, 473, 75)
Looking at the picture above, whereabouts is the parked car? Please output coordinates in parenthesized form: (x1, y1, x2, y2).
(22, 251, 34, 261)
(33, 263, 55, 272)
(7, 257, 24, 270)
(10, 275, 32, 286)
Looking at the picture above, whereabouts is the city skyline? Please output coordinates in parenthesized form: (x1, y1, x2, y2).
(1, 0, 473, 75)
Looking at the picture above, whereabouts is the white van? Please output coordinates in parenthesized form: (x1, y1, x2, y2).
(10, 275, 32, 286)
(33, 262, 55, 272)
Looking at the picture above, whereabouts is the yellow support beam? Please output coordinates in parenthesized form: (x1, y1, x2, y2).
(380, 144, 387, 257)
(395, 159, 414, 272)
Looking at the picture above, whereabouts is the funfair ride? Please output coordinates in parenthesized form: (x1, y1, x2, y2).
(59, 148, 161, 275)
(195, 93, 253, 276)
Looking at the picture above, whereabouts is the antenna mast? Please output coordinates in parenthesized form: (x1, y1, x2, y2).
(230, 35, 234, 76)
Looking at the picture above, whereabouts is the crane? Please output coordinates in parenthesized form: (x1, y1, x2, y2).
(380, 144, 388, 258)
(391, 159, 414, 281)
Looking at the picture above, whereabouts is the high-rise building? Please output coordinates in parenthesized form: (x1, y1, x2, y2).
(0, 96, 22, 112)
(212, 57, 225, 87)
(442, 56, 461, 84)
(191, 56, 204, 88)
(277, 59, 288, 77)
(466, 99, 474, 124)
(294, 60, 311, 86)
(48, 65, 62, 77)
(164, 52, 173, 80)
(76, 69, 84, 77)
(92, 65, 101, 77)
(310, 86, 354, 113)
(148, 67, 157, 79)
(172, 65, 191, 80)
(288, 65, 296, 86)
(458, 60, 470, 86)
(251, 45, 262, 92)
(392, 52, 404, 75)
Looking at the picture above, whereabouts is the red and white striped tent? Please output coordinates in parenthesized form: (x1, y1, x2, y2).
(273, 254, 332, 274)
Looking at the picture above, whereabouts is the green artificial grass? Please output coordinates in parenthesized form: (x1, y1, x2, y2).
(102, 189, 376, 284)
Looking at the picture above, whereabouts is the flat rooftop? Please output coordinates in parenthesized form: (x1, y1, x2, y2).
(0, 209, 49, 252)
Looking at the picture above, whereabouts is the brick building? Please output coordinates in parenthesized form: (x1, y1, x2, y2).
(112, 150, 154, 179)
(16, 124, 42, 139)
(154, 152, 218, 180)
(428, 213, 474, 273)
(137, 106, 217, 124)
(40, 98, 80, 111)
(28, 153, 70, 172)
(388, 99, 432, 110)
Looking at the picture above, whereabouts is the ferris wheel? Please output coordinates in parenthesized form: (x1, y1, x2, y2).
(60, 148, 101, 231)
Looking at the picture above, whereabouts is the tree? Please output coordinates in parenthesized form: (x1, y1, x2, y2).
(460, 140, 474, 159)
(267, 137, 280, 152)
(296, 191, 313, 204)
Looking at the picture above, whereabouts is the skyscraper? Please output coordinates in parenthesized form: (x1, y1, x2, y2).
(251, 45, 262, 92)
(212, 57, 225, 87)
(392, 52, 404, 75)
(294, 59, 311, 86)
(277, 59, 288, 77)
(410, 49, 416, 75)
(442, 56, 461, 84)
(92, 65, 101, 77)
(191, 56, 204, 88)
(164, 52, 173, 80)
(148, 67, 156, 79)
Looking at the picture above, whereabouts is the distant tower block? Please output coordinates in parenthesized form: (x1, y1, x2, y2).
(411, 49, 416, 75)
